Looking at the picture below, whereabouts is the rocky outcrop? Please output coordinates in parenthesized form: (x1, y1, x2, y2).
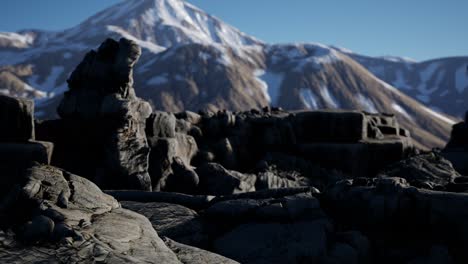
(37, 38, 153, 190)
(443, 111, 468, 175)
(0, 164, 182, 263)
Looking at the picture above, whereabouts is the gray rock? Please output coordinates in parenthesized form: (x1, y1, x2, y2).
(174, 133, 198, 166)
(148, 137, 178, 190)
(0, 164, 182, 263)
(147, 111, 177, 139)
(121, 201, 206, 246)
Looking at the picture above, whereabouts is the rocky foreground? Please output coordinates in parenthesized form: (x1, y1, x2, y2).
(1, 38, 468, 263)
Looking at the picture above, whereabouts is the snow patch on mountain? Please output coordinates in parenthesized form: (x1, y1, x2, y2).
(439, 90, 449, 97)
(63, 52, 73, 59)
(379, 56, 417, 64)
(147, 75, 169, 85)
(254, 69, 284, 105)
(367, 65, 385, 78)
(417, 62, 440, 95)
(392, 103, 413, 121)
(422, 107, 456, 125)
(0, 32, 35, 48)
(393, 70, 411, 90)
(267, 44, 341, 71)
(106, 25, 165, 54)
(357, 94, 377, 113)
(455, 66, 468, 93)
(320, 85, 339, 108)
(300, 88, 319, 109)
(28, 66, 65, 93)
(416, 94, 430, 103)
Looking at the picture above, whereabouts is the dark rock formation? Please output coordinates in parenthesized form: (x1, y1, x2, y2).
(443, 111, 468, 175)
(323, 177, 468, 263)
(37, 38, 152, 190)
(0, 95, 53, 178)
(0, 94, 34, 142)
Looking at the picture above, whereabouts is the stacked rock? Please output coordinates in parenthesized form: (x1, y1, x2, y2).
(0, 95, 53, 170)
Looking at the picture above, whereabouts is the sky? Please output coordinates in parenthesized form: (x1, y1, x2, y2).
(0, 0, 467, 61)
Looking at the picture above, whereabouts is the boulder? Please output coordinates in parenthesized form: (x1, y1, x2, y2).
(0, 164, 181, 263)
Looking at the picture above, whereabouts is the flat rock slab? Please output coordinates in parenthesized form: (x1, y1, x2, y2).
(0, 141, 53, 166)
(214, 219, 331, 264)
(164, 237, 239, 264)
(121, 201, 206, 245)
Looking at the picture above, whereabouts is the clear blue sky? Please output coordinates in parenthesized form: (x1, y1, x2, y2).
(1, 0, 467, 61)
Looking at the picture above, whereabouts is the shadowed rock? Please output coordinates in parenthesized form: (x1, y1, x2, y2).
(39, 38, 153, 190)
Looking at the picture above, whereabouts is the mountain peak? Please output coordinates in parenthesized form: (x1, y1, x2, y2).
(73, 0, 262, 50)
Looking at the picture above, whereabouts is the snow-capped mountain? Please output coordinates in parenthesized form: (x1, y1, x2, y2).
(345, 52, 468, 118)
(0, 0, 460, 148)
